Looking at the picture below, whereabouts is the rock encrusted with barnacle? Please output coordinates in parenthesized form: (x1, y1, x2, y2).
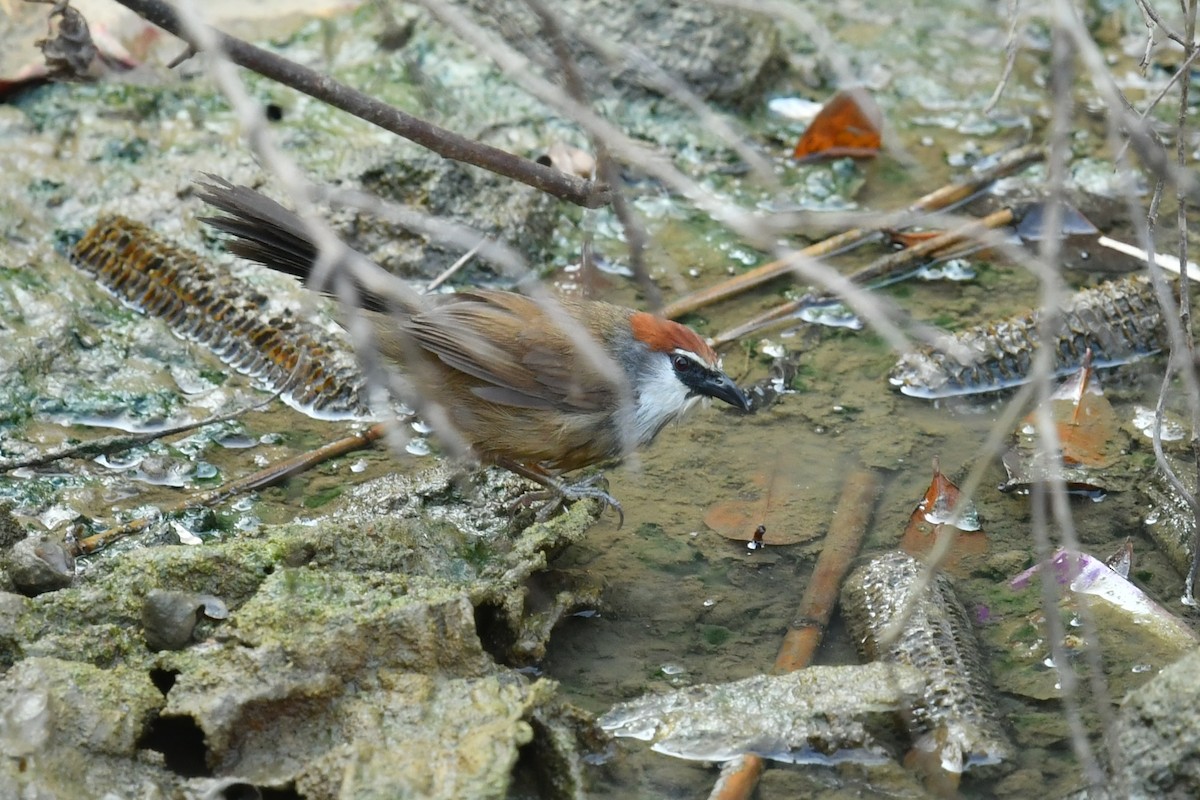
(889, 275, 1166, 398)
(841, 551, 1012, 779)
(598, 662, 926, 765)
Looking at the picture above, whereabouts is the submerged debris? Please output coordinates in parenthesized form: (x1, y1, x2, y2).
(901, 458, 986, 571)
(598, 662, 925, 765)
(841, 551, 1012, 780)
(890, 275, 1166, 398)
(1010, 549, 1198, 653)
(908, 457, 981, 531)
(998, 352, 1122, 498)
(70, 217, 369, 418)
(703, 449, 824, 547)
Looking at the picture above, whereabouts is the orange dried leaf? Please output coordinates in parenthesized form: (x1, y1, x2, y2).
(1022, 356, 1120, 468)
(906, 457, 981, 533)
(886, 229, 946, 248)
(792, 88, 883, 163)
(902, 458, 986, 570)
(1056, 403, 1119, 468)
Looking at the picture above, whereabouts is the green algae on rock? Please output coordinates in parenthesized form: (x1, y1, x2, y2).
(1, 466, 603, 799)
(0, 657, 171, 798)
(71, 215, 369, 419)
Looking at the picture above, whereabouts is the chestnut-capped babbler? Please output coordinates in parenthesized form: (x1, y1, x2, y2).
(197, 178, 749, 525)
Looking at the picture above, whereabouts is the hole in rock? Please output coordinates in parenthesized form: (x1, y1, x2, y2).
(137, 713, 211, 777)
(473, 599, 518, 664)
(221, 783, 259, 800)
(508, 715, 579, 800)
(218, 782, 301, 800)
(149, 668, 178, 695)
(509, 733, 545, 798)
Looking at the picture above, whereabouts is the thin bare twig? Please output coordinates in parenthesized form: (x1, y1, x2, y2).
(70, 423, 387, 555)
(1146, 186, 1189, 524)
(1134, 0, 1190, 48)
(1174, 0, 1200, 602)
(1033, 4, 1109, 783)
(108, 0, 611, 209)
(0, 397, 270, 473)
(424, 238, 484, 293)
(985, 0, 1025, 114)
(519, 0, 661, 308)
(1133, 45, 1200, 125)
(1059, 7, 1200, 203)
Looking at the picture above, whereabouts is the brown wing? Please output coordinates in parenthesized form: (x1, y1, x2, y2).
(395, 291, 623, 415)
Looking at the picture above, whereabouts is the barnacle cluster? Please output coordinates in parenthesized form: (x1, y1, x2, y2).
(841, 551, 1012, 773)
(71, 217, 368, 418)
(890, 275, 1166, 398)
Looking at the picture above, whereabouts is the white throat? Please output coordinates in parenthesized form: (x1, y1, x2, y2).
(632, 354, 703, 446)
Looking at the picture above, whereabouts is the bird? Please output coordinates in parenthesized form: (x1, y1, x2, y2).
(195, 177, 750, 524)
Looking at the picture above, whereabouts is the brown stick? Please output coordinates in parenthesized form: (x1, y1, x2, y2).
(0, 398, 270, 474)
(70, 423, 386, 555)
(826, 207, 1015, 294)
(107, 0, 610, 209)
(708, 468, 880, 800)
(708, 755, 766, 800)
(711, 207, 1017, 347)
(663, 144, 1044, 320)
(774, 468, 879, 671)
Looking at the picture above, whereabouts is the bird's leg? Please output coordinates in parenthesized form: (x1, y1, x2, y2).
(497, 459, 624, 528)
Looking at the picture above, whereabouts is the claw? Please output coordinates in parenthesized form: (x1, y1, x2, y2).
(497, 460, 625, 527)
(559, 479, 624, 529)
(510, 474, 624, 528)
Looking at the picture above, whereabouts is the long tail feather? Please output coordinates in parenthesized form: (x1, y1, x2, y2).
(196, 175, 322, 281)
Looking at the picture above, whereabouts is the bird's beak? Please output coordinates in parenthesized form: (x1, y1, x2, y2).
(699, 370, 751, 412)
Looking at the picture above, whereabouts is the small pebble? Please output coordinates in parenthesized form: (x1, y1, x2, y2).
(142, 589, 228, 651)
(7, 537, 75, 596)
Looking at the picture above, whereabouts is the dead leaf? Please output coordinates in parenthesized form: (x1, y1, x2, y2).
(792, 88, 883, 163)
(703, 453, 823, 546)
(901, 458, 987, 569)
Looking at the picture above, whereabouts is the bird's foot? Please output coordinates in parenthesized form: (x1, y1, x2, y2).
(552, 474, 625, 528)
(512, 473, 624, 528)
